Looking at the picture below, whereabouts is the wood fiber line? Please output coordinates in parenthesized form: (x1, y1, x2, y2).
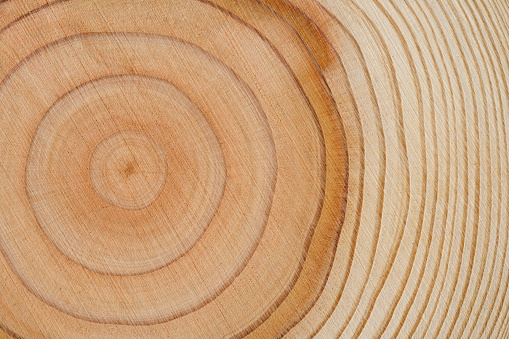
(453, 1, 497, 337)
(271, 3, 371, 338)
(1, 0, 509, 338)
(0, 0, 342, 336)
(291, 4, 387, 338)
(288, 0, 508, 338)
(194, 2, 344, 337)
(320, 2, 408, 336)
(427, 2, 479, 338)
(24, 74, 227, 276)
(276, 3, 384, 334)
(372, 1, 438, 337)
(409, 1, 463, 336)
(0, 329, 16, 339)
(1, 33, 279, 325)
(345, 2, 427, 338)
(468, 1, 508, 336)
(485, 1, 509, 337)
(388, 2, 447, 338)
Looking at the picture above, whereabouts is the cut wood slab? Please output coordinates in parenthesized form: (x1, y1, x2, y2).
(0, 0, 507, 338)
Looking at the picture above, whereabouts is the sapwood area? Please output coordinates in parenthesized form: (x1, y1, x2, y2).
(0, 0, 508, 338)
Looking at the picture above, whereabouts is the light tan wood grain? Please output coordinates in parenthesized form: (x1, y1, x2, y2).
(0, 0, 508, 338)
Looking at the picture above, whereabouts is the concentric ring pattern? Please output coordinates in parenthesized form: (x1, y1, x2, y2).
(0, 0, 507, 338)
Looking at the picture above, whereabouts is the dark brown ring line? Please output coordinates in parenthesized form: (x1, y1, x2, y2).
(0, 0, 338, 332)
(222, 0, 353, 337)
(455, 1, 494, 336)
(304, 2, 386, 336)
(408, 0, 462, 336)
(14, 30, 277, 285)
(174, 0, 342, 335)
(309, 1, 405, 337)
(429, 1, 481, 337)
(471, 2, 509, 337)
(24, 73, 227, 277)
(348, 0, 428, 337)
(1, 0, 504, 338)
(408, 0, 457, 335)
(269, 2, 383, 337)
(2, 32, 282, 325)
(363, 1, 430, 336)
(0, 0, 341, 331)
(382, 0, 442, 337)
(413, 0, 471, 336)
(196, 1, 350, 337)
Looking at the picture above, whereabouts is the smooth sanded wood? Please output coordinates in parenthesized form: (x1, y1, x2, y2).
(0, 0, 508, 338)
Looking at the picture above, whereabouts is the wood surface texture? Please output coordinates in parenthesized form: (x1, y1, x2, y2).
(0, 0, 508, 338)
